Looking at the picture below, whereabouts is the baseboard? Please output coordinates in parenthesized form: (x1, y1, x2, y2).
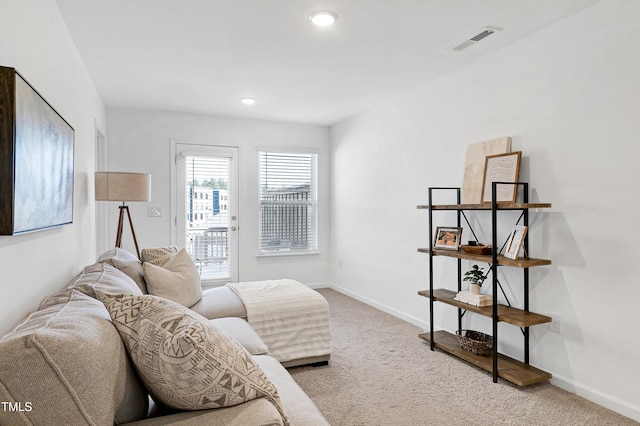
(550, 374, 640, 422)
(326, 283, 640, 423)
(327, 283, 430, 331)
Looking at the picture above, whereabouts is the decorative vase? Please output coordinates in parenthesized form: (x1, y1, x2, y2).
(470, 284, 481, 295)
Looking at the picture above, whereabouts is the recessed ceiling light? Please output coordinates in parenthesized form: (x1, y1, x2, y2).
(309, 10, 338, 27)
(240, 97, 256, 105)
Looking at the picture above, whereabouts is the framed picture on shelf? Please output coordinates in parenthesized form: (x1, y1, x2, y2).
(481, 151, 522, 204)
(504, 225, 528, 260)
(434, 226, 463, 250)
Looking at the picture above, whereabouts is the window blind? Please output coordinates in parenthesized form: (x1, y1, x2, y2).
(258, 151, 318, 254)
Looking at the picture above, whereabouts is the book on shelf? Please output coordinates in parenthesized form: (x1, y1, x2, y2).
(454, 290, 493, 307)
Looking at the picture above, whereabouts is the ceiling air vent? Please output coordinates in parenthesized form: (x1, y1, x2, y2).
(451, 26, 502, 52)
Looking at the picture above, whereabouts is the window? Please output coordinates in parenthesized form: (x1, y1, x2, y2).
(259, 151, 318, 254)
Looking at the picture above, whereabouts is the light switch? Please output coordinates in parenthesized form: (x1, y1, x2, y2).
(147, 207, 162, 217)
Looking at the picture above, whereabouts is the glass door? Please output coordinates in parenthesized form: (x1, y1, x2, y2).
(175, 144, 239, 285)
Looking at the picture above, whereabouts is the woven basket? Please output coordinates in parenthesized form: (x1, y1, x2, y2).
(456, 330, 493, 356)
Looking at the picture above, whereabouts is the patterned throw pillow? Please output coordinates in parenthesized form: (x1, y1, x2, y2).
(140, 245, 179, 266)
(142, 248, 202, 307)
(95, 291, 288, 425)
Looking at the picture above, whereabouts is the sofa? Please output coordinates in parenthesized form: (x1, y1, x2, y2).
(0, 247, 330, 425)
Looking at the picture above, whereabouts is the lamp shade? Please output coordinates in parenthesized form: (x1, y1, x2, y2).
(95, 172, 151, 202)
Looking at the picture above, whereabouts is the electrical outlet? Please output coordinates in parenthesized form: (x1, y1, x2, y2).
(549, 313, 563, 334)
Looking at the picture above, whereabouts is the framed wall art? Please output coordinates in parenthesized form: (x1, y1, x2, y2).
(481, 151, 522, 204)
(434, 226, 462, 250)
(461, 136, 511, 204)
(0, 66, 75, 235)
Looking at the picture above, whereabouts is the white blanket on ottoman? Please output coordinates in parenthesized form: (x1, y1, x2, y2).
(227, 279, 331, 363)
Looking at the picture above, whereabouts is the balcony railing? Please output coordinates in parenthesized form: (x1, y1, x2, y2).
(187, 226, 229, 262)
(259, 201, 310, 251)
(259, 186, 313, 252)
(186, 227, 230, 280)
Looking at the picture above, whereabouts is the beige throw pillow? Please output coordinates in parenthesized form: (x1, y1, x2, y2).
(95, 291, 288, 425)
(143, 248, 202, 307)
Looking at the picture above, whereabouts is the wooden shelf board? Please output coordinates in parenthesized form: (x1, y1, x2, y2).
(418, 330, 552, 387)
(416, 248, 551, 268)
(417, 289, 551, 327)
(417, 202, 552, 210)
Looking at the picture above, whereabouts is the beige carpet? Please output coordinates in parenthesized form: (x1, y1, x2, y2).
(288, 289, 637, 426)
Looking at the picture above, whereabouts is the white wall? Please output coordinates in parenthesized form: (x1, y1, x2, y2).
(3, 0, 636, 419)
(330, 0, 640, 420)
(105, 108, 331, 286)
(0, 0, 105, 335)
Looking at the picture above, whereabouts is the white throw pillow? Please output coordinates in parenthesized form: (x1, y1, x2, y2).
(143, 248, 202, 307)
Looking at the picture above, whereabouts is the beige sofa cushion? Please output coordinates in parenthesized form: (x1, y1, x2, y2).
(124, 398, 284, 426)
(96, 291, 288, 424)
(210, 317, 268, 356)
(0, 290, 148, 426)
(127, 356, 330, 426)
(98, 247, 148, 293)
(190, 286, 247, 319)
(39, 262, 143, 310)
(68, 261, 143, 297)
(254, 355, 329, 426)
(143, 249, 202, 307)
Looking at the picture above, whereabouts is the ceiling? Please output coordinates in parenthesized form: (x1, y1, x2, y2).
(54, 0, 602, 126)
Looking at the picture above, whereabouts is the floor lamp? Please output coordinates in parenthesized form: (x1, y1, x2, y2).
(95, 172, 151, 259)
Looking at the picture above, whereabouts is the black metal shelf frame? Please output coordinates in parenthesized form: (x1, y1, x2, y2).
(427, 182, 532, 383)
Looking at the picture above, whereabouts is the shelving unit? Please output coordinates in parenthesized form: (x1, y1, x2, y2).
(417, 183, 552, 386)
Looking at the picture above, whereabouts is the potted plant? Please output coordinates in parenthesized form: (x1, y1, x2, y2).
(463, 264, 488, 295)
